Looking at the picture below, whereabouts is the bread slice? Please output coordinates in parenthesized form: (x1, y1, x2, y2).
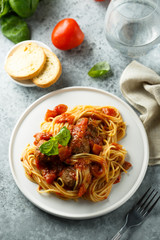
(32, 48, 62, 88)
(5, 42, 46, 81)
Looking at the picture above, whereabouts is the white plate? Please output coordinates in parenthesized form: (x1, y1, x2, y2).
(5, 40, 52, 87)
(9, 87, 149, 219)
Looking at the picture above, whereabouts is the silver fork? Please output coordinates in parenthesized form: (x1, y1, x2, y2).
(111, 187, 160, 240)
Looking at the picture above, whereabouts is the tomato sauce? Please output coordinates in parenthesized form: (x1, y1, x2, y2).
(71, 118, 88, 138)
(55, 113, 75, 124)
(102, 107, 117, 117)
(112, 143, 122, 150)
(35, 153, 64, 184)
(91, 163, 103, 177)
(75, 159, 87, 170)
(58, 146, 72, 161)
(34, 132, 53, 145)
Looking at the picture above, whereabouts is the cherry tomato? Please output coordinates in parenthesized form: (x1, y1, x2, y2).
(51, 18, 84, 50)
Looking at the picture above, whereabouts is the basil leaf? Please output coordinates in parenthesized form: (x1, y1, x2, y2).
(55, 126, 71, 146)
(88, 61, 111, 78)
(9, 0, 39, 18)
(39, 127, 71, 156)
(0, 0, 11, 18)
(1, 15, 30, 43)
(39, 138, 59, 156)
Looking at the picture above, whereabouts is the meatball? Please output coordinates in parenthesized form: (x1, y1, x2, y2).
(61, 167, 76, 189)
(71, 137, 90, 154)
(34, 142, 59, 169)
(58, 146, 72, 161)
(87, 121, 103, 146)
(34, 147, 48, 162)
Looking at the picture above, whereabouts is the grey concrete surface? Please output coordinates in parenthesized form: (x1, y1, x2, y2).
(0, 0, 160, 240)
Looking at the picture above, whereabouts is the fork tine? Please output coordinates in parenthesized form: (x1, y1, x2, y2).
(145, 195, 160, 215)
(142, 191, 158, 212)
(135, 187, 151, 209)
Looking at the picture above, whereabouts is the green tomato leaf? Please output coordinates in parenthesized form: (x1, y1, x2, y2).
(9, 0, 39, 18)
(39, 138, 59, 156)
(55, 126, 71, 146)
(88, 61, 111, 78)
(0, 0, 11, 18)
(1, 15, 30, 43)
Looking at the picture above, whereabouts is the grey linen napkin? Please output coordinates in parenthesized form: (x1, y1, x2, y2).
(120, 60, 160, 165)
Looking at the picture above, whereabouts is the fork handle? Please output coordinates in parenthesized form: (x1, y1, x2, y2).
(110, 231, 122, 240)
(110, 220, 128, 240)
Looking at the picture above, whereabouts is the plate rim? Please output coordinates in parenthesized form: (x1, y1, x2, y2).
(9, 86, 149, 219)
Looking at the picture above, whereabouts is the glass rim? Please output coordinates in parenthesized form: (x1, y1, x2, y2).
(111, 0, 158, 21)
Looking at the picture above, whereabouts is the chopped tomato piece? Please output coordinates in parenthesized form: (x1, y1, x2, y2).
(112, 143, 122, 150)
(102, 107, 117, 117)
(54, 104, 68, 115)
(92, 144, 103, 155)
(123, 161, 132, 170)
(56, 192, 63, 196)
(45, 109, 57, 121)
(41, 169, 57, 184)
(114, 175, 121, 184)
(45, 104, 68, 121)
(45, 173, 56, 184)
(78, 184, 86, 197)
(34, 132, 52, 145)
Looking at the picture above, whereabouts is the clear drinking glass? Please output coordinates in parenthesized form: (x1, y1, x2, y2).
(104, 0, 160, 57)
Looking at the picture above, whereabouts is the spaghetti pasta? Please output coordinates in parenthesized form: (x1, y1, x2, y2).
(21, 104, 131, 202)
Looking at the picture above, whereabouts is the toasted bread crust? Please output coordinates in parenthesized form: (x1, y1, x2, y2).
(32, 48, 62, 88)
(5, 43, 46, 81)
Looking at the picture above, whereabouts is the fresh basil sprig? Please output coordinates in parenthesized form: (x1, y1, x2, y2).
(1, 15, 30, 44)
(0, 0, 11, 18)
(0, 0, 40, 43)
(40, 138, 59, 156)
(9, 0, 39, 18)
(54, 126, 71, 146)
(88, 61, 111, 78)
(39, 126, 71, 156)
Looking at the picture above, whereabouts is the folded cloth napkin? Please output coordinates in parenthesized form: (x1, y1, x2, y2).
(120, 60, 160, 165)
